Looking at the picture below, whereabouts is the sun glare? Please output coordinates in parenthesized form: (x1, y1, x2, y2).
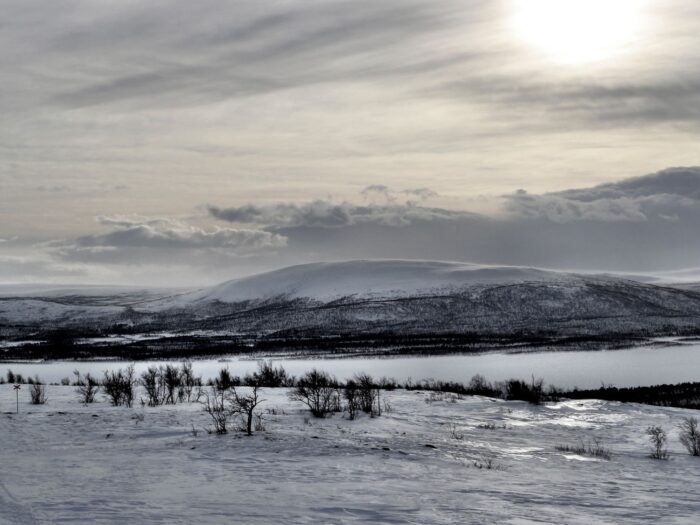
(510, 0, 647, 65)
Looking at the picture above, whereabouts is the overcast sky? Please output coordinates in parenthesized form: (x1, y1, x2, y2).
(2, 0, 700, 285)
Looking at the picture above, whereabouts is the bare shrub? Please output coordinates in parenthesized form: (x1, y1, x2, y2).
(140, 366, 165, 406)
(200, 386, 229, 434)
(179, 361, 200, 402)
(382, 398, 392, 414)
(354, 373, 379, 415)
(647, 425, 669, 460)
(29, 377, 48, 405)
(162, 364, 181, 404)
(245, 360, 292, 387)
(289, 369, 338, 418)
(344, 379, 359, 420)
(468, 374, 495, 396)
(556, 438, 611, 460)
(213, 367, 238, 392)
(472, 453, 501, 470)
(501, 376, 545, 405)
(448, 422, 464, 440)
(678, 416, 700, 456)
(102, 364, 136, 407)
(74, 370, 99, 404)
(229, 385, 265, 436)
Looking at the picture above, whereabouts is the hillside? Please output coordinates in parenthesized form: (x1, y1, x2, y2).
(3, 260, 700, 341)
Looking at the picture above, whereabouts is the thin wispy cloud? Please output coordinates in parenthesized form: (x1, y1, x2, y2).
(2, 1, 700, 284)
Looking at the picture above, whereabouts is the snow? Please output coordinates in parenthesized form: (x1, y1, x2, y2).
(3, 259, 700, 337)
(194, 260, 574, 303)
(1, 385, 698, 524)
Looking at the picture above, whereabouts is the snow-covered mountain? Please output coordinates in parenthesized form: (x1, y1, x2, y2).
(188, 260, 574, 303)
(3, 260, 700, 339)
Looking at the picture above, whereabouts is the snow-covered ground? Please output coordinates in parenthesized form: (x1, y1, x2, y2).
(1, 386, 698, 524)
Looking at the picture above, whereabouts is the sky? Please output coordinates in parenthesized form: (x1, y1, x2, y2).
(2, 0, 700, 286)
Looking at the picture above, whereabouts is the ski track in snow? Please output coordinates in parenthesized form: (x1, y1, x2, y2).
(1, 386, 699, 524)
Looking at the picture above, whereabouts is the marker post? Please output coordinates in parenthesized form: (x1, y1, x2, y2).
(13, 384, 20, 414)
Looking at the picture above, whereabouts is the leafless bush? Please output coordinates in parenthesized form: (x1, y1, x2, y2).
(245, 360, 292, 387)
(448, 422, 464, 440)
(102, 364, 136, 407)
(200, 386, 229, 434)
(678, 416, 700, 456)
(179, 361, 200, 402)
(556, 438, 611, 460)
(140, 366, 165, 406)
(254, 414, 265, 432)
(500, 376, 545, 405)
(29, 376, 47, 405)
(382, 398, 392, 414)
(74, 370, 99, 404)
(647, 425, 669, 460)
(425, 392, 445, 404)
(354, 373, 379, 415)
(213, 367, 238, 392)
(6, 370, 25, 384)
(229, 385, 265, 436)
(468, 374, 494, 396)
(289, 369, 338, 418)
(344, 380, 359, 420)
(162, 364, 180, 404)
(472, 453, 501, 470)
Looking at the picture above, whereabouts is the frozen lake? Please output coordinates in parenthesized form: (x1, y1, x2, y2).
(2, 340, 700, 389)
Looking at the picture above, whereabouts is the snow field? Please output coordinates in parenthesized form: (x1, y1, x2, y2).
(0, 385, 699, 524)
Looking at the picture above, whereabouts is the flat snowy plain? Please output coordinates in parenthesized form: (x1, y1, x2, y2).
(1, 386, 699, 524)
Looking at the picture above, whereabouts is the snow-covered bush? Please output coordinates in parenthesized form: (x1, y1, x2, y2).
(646, 426, 668, 460)
(678, 417, 700, 456)
(289, 369, 339, 418)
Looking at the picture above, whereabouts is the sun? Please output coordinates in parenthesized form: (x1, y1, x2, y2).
(510, 0, 647, 65)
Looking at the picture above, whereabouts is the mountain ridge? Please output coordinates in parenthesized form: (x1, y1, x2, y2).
(3, 260, 700, 341)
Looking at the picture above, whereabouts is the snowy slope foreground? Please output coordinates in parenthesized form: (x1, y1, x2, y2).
(1, 384, 699, 524)
(3, 260, 700, 338)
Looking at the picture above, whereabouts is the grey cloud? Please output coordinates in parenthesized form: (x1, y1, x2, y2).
(402, 188, 439, 201)
(433, 75, 700, 130)
(208, 200, 464, 229)
(206, 167, 700, 274)
(51, 217, 287, 267)
(360, 185, 393, 201)
(505, 167, 700, 223)
(78, 218, 285, 251)
(359, 185, 438, 204)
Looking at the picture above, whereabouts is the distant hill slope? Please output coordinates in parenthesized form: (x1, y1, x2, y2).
(3, 260, 700, 338)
